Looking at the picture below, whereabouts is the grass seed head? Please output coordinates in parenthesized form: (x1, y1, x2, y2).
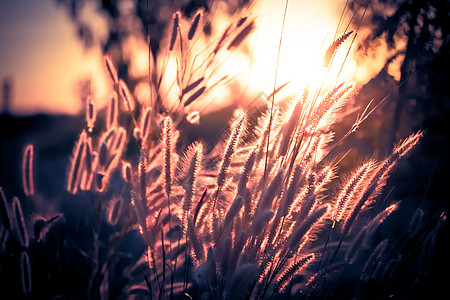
(170, 12, 180, 50)
(22, 144, 34, 196)
(118, 79, 135, 111)
(188, 9, 203, 40)
(323, 30, 354, 68)
(107, 92, 119, 129)
(13, 196, 28, 247)
(67, 131, 87, 194)
(0, 187, 12, 230)
(228, 20, 255, 50)
(20, 251, 32, 295)
(104, 55, 119, 85)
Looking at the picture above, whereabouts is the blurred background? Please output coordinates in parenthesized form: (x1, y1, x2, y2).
(1, 0, 403, 116)
(1, 0, 449, 198)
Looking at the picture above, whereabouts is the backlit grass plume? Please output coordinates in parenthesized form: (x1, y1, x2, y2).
(66, 45, 424, 298)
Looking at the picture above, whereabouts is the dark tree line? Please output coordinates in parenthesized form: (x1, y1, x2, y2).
(349, 0, 450, 204)
(348, 1, 450, 296)
(351, 0, 449, 146)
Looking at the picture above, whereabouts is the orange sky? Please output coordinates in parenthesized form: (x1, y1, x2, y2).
(0, 0, 110, 115)
(0, 0, 398, 115)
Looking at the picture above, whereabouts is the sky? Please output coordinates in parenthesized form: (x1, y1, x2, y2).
(0, 0, 109, 115)
(0, 0, 396, 115)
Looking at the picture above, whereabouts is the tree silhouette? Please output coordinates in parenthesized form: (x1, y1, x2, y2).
(349, 3, 450, 294)
(351, 0, 449, 147)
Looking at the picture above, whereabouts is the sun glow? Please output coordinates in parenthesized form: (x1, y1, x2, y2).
(131, 0, 401, 115)
(151, 1, 353, 115)
(112, 0, 391, 118)
(241, 0, 356, 106)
